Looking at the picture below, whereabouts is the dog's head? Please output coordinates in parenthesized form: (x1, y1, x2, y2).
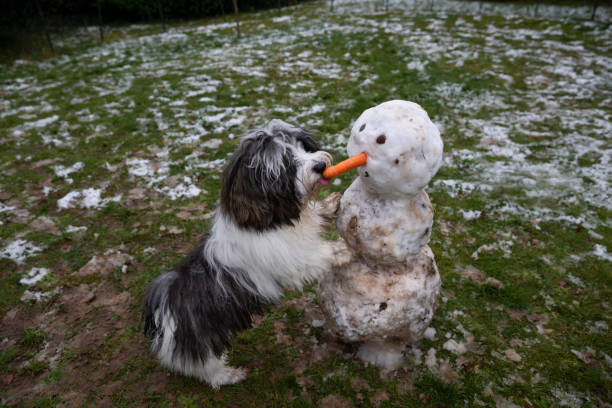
(221, 119, 332, 231)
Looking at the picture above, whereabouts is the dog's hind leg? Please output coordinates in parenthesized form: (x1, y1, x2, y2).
(195, 354, 247, 389)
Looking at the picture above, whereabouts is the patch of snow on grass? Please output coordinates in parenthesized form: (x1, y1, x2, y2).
(188, 158, 226, 171)
(202, 138, 223, 149)
(24, 115, 59, 129)
(567, 273, 585, 288)
(65, 225, 88, 233)
(21, 289, 54, 302)
(443, 339, 467, 355)
(156, 176, 204, 200)
(19, 268, 50, 286)
(592, 244, 612, 262)
(0, 240, 43, 264)
(273, 16, 292, 23)
(459, 209, 482, 221)
(57, 188, 121, 210)
(0, 203, 16, 213)
(472, 240, 514, 260)
(52, 162, 84, 184)
(126, 158, 171, 185)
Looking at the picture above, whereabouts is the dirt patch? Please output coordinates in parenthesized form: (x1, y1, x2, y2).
(0, 263, 148, 407)
(318, 394, 354, 408)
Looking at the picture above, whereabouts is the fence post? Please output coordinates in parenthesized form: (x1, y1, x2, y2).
(232, 0, 240, 39)
(97, 0, 104, 42)
(33, 0, 54, 54)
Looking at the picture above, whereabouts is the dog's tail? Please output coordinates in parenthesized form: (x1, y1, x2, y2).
(143, 271, 176, 345)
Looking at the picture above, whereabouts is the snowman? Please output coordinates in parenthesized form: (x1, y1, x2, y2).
(319, 100, 443, 371)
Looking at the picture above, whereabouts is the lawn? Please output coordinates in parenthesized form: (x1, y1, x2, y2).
(0, 0, 610, 406)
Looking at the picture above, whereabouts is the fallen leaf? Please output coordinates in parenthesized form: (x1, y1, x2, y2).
(485, 277, 504, 289)
(505, 349, 522, 362)
(370, 389, 390, 407)
(317, 394, 353, 408)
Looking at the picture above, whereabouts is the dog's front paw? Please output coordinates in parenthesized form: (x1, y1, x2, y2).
(330, 238, 352, 267)
(318, 192, 342, 223)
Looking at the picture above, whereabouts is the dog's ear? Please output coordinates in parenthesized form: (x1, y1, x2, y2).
(221, 133, 302, 231)
(294, 130, 320, 153)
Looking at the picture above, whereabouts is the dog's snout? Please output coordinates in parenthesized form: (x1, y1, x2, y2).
(312, 161, 327, 174)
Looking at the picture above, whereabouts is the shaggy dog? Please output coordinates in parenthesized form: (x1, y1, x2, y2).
(143, 120, 340, 388)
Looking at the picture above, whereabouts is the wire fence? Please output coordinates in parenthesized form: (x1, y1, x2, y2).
(329, 0, 608, 21)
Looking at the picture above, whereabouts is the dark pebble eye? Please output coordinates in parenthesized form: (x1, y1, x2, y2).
(395, 159, 399, 164)
(364, 171, 369, 177)
(376, 134, 386, 144)
(359, 123, 366, 132)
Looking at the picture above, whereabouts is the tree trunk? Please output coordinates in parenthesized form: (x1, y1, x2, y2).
(97, 0, 104, 42)
(34, 0, 54, 54)
(592, 0, 599, 20)
(231, 0, 240, 39)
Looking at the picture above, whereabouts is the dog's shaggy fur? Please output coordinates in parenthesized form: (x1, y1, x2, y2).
(143, 120, 339, 388)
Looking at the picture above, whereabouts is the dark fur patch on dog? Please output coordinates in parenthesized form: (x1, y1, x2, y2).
(144, 235, 270, 362)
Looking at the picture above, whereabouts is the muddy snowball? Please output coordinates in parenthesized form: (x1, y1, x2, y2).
(349, 100, 443, 196)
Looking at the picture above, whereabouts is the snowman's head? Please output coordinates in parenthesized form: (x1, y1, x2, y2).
(348, 100, 443, 196)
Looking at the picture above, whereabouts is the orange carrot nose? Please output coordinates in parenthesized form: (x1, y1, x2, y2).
(323, 152, 367, 179)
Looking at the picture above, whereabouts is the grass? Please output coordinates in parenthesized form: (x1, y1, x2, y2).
(0, 0, 611, 407)
(19, 328, 47, 349)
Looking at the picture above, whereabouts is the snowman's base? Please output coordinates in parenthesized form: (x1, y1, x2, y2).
(356, 340, 405, 372)
(318, 245, 440, 344)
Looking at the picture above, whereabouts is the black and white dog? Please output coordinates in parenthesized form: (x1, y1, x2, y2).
(144, 120, 340, 388)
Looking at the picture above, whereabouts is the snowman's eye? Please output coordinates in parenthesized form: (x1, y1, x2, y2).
(376, 134, 386, 144)
(359, 123, 366, 132)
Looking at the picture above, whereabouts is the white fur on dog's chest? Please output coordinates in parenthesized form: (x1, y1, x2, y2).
(206, 205, 330, 300)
